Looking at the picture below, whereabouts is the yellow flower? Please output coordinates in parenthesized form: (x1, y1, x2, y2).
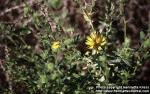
(51, 41, 60, 50)
(85, 32, 107, 53)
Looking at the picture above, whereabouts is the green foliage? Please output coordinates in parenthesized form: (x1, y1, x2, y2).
(48, 0, 62, 9)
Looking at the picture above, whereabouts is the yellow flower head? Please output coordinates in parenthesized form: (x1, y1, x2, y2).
(85, 32, 107, 53)
(51, 41, 60, 50)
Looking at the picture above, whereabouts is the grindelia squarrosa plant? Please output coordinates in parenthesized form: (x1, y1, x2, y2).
(0, 0, 150, 94)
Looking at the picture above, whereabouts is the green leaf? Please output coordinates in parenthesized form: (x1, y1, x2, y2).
(140, 31, 145, 41)
(99, 76, 105, 82)
(46, 63, 54, 72)
(64, 38, 74, 45)
(39, 74, 47, 84)
(122, 59, 131, 67)
(108, 59, 121, 65)
(143, 39, 150, 48)
(51, 72, 59, 80)
(48, 0, 62, 9)
(73, 73, 80, 78)
(123, 37, 130, 47)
